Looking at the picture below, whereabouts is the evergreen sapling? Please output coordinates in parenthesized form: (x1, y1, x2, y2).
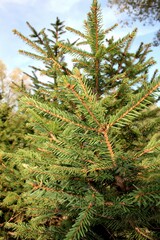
(3, 0, 160, 239)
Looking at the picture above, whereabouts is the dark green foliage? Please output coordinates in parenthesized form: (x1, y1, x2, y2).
(0, 103, 32, 152)
(0, 17, 68, 240)
(22, 17, 69, 91)
(22, 17, 73, 107)
(2, 0, 160, 239)
(0, 103, 33, 239)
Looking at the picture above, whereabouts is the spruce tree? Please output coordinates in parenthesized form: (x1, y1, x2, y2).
(22, 17, 71, 99)
(3, 0, 160, 239)
(0, 64, 33, 239)
(0, 104, 34, 239)
(0, 18, 68, 240)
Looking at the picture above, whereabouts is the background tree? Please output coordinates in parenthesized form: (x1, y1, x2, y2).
(0, 103, 34, 239)
(1, 0, 160, 239)
(0, 60, 31, 107)
(107, 0, 160, 46)
(0, 60, 6, 100)
(0, 18, 68, 239)
(0, 61, 32, 239)
(0, 60, 32, 152)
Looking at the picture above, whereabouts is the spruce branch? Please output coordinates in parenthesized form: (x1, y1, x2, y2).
(71, 70, 93, 101)
(134, 133, 160, 159)
(38, 143, 67, 155)
(29, 169, 71, 181)
(39, 30, 54, 58)
(124, 29, 137, 54)
(117, 32, 136, 73)
(104, 23, 118, 34)
(18, 50, 71, 76)
(151, 70, 159, 83)
(23, 97, 97, 132)
(95, 59, 100, 94)
(58, 42, 94, 59)
(76, 41, 88, 46)
(49, 164, 84, 176)
(12, 29, 46, 55)
(129, 221, 154, 240)
(134, 227, 154, 240)
(110, 80, 160, 128)
(66, 83, 101, 126)
(18, 50, 47, 61)
(134, 144, 160, 159)
(103, 130, 116, 167)
(43, 57, 71, 76)
(26, 21, 44, 45)
(92, 1, 100, 93)
(49, 133, 61, 143)
(30, 184, 83, 200)
(140, 44, 152, 63)
(66, 27, 86, 39)
(72, 58, 89, 67)
(107, 29, 137, 53)
(64, 203, 94, 240)
(37, 147, 51, 153)
(85, 0, 105, 94)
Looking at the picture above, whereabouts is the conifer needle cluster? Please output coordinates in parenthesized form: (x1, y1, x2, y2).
(1, 1, 160, 239)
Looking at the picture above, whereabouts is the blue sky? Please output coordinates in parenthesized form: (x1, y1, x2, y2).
(0, 0, 159, 77)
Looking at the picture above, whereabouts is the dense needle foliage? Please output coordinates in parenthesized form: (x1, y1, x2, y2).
(1, 1, 160, 239)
